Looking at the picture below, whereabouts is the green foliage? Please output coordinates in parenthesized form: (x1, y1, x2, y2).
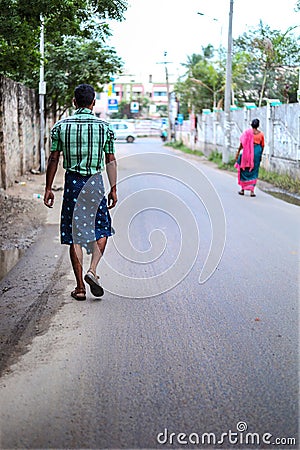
(166, 141, 204, 157)
(177, 23, 300, 114)
(45, 37, 123, 116)
(233, 22, 300, 105)
(208, 150, 223, 163)
(0, 0, 41, 82)
(175, 46, 225, 115)
(208, 151, 235, 170)
(181, 53, 206, 69)
(0, 0, 127, 104)
(258, 168, 300, 193)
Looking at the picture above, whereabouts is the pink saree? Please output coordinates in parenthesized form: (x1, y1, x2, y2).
(239, 128, 254, 170)
(235, 129, 258, 192)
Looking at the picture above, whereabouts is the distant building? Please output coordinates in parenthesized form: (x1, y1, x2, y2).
(94, 74, 175, 119)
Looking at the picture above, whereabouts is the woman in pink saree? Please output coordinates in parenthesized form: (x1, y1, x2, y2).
(235, 118, 265, 197)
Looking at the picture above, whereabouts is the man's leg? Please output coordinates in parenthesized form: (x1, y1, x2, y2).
(83, 237, 107, 297)
(69, 243, 85, 290)
(88, 237, 108, 275)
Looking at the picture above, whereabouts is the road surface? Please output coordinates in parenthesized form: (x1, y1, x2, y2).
(0, 138, 299, 449)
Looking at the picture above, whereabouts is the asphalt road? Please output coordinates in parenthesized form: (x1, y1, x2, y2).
(0, 138, 299, 449)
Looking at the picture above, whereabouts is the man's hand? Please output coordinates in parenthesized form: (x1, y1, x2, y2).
(107, 188, 117, 209)
(44, 188, 55, 208)
(44, 151, 60, 208)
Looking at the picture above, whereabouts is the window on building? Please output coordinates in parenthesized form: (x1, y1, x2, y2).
(153, 91, 167, 97)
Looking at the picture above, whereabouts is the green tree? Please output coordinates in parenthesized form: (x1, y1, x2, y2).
(175, 46, 225, 115)
(45, 37, 123, 120)
(233, 22, 300, 105)
(0, 0, 127, 84)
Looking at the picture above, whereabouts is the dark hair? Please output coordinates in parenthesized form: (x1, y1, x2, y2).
(74, 84, 95, 107)
(251, 118, 260, 129)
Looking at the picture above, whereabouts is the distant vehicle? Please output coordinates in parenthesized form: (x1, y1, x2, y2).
(109, 121, 137, 143)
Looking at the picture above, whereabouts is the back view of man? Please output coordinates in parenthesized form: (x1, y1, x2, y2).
(44, 83, 117, 300)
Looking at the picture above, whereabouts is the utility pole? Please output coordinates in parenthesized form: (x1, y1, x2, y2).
(298, 66, 300, 103)
(223, 0, 234, 164)
(39, 15, 46, 173)
(157, 52, 172, 141)
(164, 52, 172, 141)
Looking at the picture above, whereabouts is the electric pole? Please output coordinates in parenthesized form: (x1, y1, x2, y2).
(157, 52, 172, 141)
(39, 15, 46, 172)
(223, 0, 234, 163)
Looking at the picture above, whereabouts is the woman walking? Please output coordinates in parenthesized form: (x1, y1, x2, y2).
(235, 118, 265, 197)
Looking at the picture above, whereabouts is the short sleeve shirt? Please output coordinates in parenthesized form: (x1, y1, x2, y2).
(50, 108, 115, 175)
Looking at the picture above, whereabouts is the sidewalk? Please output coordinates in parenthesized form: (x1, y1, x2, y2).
(0, 162, 67, 375)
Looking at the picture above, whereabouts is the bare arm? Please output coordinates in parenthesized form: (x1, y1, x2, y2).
(105, 153, 117, 209)
(44, 151, 60, 208)
(235, 142, 243, 161)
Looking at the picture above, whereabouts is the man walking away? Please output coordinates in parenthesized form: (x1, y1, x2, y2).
(44, 83, 117, 300)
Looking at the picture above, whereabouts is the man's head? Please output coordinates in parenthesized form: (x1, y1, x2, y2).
(74, 84, 95, 109)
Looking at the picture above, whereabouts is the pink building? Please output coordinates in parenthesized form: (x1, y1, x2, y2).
(94, 77, 175, 118)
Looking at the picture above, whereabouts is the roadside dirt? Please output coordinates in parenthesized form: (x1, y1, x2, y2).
(0, 167, 67, 375)
(0, 171, 63, 251)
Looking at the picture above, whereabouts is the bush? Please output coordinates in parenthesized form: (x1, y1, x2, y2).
(167, 141, 204, 157)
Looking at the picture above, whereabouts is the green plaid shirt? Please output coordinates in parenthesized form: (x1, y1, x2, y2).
(50, 108, 115, 175)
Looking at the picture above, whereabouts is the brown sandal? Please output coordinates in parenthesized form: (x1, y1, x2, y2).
(84, 270, 104, 297)
(71, 287, 86, 301)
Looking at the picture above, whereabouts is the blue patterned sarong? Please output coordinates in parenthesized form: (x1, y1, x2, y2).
(61, 171, 113, 253)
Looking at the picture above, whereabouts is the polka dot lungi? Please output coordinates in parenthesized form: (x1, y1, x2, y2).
(60, 171, 114, 253)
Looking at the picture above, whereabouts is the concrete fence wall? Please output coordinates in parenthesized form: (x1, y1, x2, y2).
(0, 76, 40, 189)
(181, 103, 300, 177)
(1, 74, 299, 188)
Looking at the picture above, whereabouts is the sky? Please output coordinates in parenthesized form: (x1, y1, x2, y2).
(107, 0, 299, 83)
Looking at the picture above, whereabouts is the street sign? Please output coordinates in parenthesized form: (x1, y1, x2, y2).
(39, 81, 46, 95)
(130, 101, 139, 113)
(108, 98, 118, 111)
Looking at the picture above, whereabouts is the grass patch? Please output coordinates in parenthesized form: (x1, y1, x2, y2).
(208, 151, 236, 171)
(166, 141, 204, 158)
(258, 168, 300, 194)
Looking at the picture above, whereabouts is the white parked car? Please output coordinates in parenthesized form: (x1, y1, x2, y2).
(109, 121, 137, 143)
